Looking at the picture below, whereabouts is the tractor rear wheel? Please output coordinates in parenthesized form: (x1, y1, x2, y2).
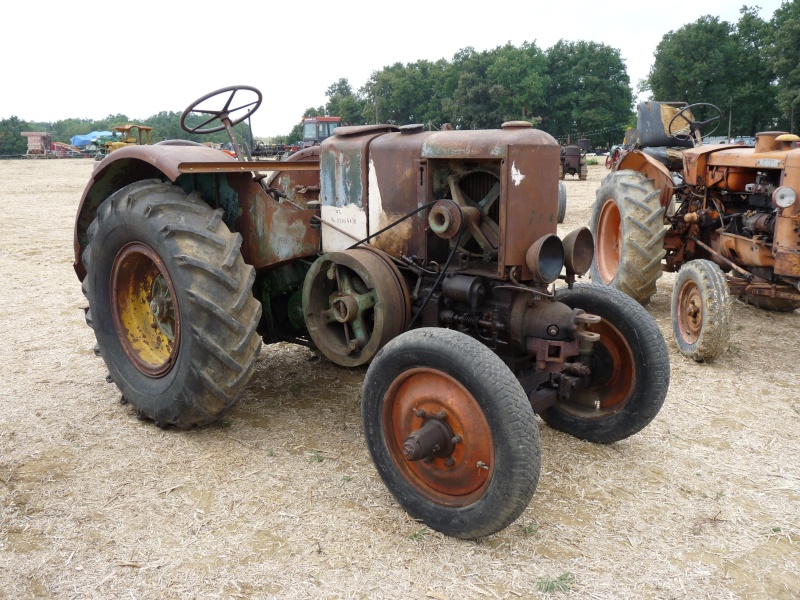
(81, 180, 262, 428)
(590, 170, 666, 305)
(671, 260, 731, 362)
(362, 328, 540, 538)
(543, 284, 670, 443)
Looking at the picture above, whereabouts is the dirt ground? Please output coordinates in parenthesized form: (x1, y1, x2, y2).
(1, 158, 798, 599)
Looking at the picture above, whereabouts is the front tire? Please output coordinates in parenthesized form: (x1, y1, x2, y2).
(82, 180, 262, 428)
(671, 260, 731, 362)
(590, 170, 666, 305)
(544, 284, 670, 443)
(362, 328, 540, 538)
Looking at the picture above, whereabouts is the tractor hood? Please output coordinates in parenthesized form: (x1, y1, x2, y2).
(318, 122, 560, 277)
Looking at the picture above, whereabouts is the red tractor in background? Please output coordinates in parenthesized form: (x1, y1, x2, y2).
(591, 101, 800, 362)
(301, 115, 340, 148)
(73, 86, 669, 539)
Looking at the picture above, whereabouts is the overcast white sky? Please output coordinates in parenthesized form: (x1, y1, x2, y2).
(3, 0, 785, 138)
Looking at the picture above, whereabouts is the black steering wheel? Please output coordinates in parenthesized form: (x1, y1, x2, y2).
(180, 85, 262, 134)
(668, 103, 722, 143)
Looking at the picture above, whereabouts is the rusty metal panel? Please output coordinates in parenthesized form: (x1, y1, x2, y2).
(503, 143, 560, 279)
(319, 130, 392, 251)
(716, 232, 774, 268)
(368, 130, 436, 259)
(227, 175, 320, 269)
(178, 160, 319, 174)
(774, 249, 800, 277)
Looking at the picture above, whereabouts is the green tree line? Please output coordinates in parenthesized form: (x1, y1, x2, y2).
(278, 39, 633, 148)
(643, 2, 800, 135)
(282, 2, 799, 144)
(2, 2, 797, 157)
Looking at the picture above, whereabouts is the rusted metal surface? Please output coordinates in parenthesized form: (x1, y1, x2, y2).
(562, 227, 594, 277)
(503, 138, 560, 280)
(178, 160, 319, 174)
(319, 128, 398, 251)
(525, 234, 565, 284)
(715, 232, 775, 268)
(381, 367, 494, 505)
(367, 129, 435, 259)
(552, 317, 634, 417)
(774, 249, 800, 278)
(227, 174, 320, 269)
(693, 236, 754, 280)
(302, 248, 407, 367)
(73, 144, 322, 279)
(727, 277, 800, 301)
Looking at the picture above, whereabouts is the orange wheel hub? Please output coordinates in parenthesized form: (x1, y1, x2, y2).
(381, 368, 494, 506)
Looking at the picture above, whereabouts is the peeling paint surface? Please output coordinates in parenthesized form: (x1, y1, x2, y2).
(268, 218, 313, 262)
(367, 159, 382, 244)
(511, 162, 526, 186)
(321, 203, 367, 252)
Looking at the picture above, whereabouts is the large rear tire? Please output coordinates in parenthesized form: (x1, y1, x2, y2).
(543, 284, 670, 443)
(590, 170, 666, 305)
(671, 260, 731, 362)
(557, 181, 567, 224)
(81, 180, 262, 428)
(362, 328, 540, 538)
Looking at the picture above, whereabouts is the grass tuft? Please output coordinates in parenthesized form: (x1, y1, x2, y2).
(537, 572, 574, 593)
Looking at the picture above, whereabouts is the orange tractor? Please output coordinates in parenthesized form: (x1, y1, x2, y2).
(591, 101, 800, 361)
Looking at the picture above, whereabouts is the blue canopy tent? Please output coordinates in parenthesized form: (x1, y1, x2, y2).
(70, 131, 114, 148)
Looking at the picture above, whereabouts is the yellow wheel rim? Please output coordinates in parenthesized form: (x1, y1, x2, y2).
(110, 242, 180, 377)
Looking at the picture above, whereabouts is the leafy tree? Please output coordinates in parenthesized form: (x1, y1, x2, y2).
(360, 59, 451, 126)
(645, 16, 738, 103)
(770, 0, 800, 131)
(442, 47, 506, 129)
(645, 8, 781, 137)
(437, 44, 549, 129)
(324, 78, 366, 125)
(0, 116, 30, 156)
(486, 43, 549, 122)
(543, 40, 633, 146)
(730, 6, 778, 135)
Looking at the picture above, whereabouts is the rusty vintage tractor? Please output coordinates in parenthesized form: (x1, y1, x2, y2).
(559, 144, 588, 180)
(73, 86, 669, 538)
(591, 100, 800, 362)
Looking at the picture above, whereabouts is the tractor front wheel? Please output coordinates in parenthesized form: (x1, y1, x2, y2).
(590, 170, 666, 305)
(362, 328, 540, 538)
(671, 260, 731, 362)
(81, 180, 262, 428)
(543, 284, 670, 443)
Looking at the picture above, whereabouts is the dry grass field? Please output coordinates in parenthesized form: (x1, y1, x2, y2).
(1, 158, 798, 599)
